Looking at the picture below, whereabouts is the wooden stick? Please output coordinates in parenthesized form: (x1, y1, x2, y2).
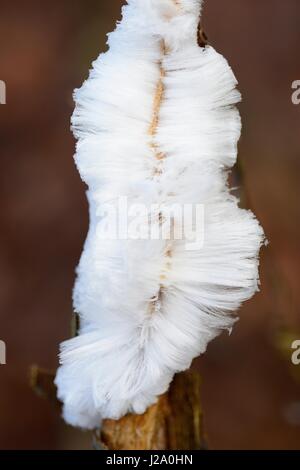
(30, 368, 206, 450)
(96, 371, 206, 450)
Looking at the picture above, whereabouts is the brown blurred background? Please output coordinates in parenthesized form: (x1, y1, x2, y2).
(0, 0, 299, 449)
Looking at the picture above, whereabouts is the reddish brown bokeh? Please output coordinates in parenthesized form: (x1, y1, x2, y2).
(0, 0, 299, 449)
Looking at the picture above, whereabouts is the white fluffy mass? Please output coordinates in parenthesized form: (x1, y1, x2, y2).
(55, 0, 264, 429)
